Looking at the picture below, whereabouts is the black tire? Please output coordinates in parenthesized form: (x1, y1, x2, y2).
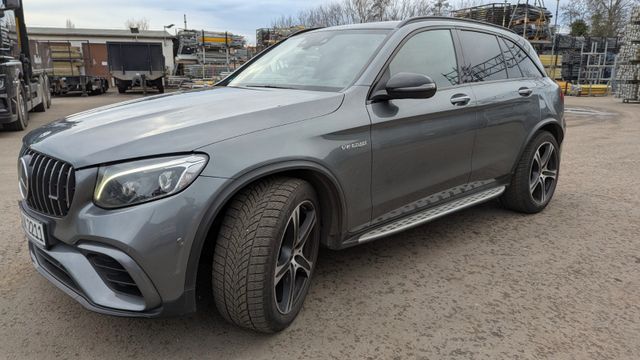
(501, 131, 560, 213)
(117, 80, 128, 94)
(5, 85, 29, 131)
(213, 177, 320, 333)
(156, 80, 164, 94)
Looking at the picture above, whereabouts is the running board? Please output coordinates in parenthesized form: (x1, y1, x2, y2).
(358, 186, 506, 243)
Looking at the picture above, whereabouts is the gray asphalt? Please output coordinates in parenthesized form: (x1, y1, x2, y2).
(1, 92, 639, 359)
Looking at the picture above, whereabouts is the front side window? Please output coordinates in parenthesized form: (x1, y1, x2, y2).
(500, 38, 543, 78)
(229, 30, 389, 92)
(458, 31, 508, 82)
(388, 29, 459, 88)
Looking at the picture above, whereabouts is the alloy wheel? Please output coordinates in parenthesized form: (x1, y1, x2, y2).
(274, 200, 318, 315)
(530, 141, 558, 204)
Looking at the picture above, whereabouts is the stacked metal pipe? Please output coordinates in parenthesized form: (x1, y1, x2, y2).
(614, 7, 640, 102)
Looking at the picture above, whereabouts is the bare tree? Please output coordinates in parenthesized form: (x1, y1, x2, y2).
(561, 0, 589, 25)
(286, 0, 437, 28)
(125, 17, 150, 31)
(65, 19, 75, 29)
(587, 0, 636, 36)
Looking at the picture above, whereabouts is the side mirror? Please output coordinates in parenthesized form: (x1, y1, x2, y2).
(371, 72, 437, 102)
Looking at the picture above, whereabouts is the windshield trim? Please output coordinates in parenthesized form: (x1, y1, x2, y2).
(221, 28, 393, 93)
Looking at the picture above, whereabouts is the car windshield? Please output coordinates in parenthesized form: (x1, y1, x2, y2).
(228, 29, 389, 92)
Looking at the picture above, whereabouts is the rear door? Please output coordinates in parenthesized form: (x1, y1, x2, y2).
(367, 28, 479, 226)
(455, 30, 542, 184)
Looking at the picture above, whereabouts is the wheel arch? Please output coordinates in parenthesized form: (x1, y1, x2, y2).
(184, 160, 347, 310)
(511, 118, 564, 174)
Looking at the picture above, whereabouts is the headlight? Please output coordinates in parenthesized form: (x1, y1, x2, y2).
(94, 154, 208, 209)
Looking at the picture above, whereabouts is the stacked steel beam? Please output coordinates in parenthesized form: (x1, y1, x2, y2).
(614, 7, 640, 102)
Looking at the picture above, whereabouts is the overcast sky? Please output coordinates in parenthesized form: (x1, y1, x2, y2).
(23, 0, 565, 44)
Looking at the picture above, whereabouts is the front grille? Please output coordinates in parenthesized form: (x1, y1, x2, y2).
(87, 253, 142, 297)
(23, 149, 76, 217)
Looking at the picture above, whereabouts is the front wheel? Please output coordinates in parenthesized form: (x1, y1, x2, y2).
(212, 177, 320, 333)
(5, 84, 29, 131)
(501, 131, 560, 213)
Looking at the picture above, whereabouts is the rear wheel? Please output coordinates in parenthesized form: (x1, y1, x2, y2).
(212, 177, 320, 333)
(5, 84, 29, 131)
(501, 131, 560, 213)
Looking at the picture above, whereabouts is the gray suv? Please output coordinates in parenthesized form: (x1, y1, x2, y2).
(18, 17, 564, 332)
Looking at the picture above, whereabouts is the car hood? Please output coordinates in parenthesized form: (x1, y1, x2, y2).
(24, 87, 344, 168)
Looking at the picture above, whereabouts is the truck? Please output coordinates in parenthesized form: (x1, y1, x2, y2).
(47, 41, 109, 96)
(0, 0, 51, 131)
(107, 41, 165, 94)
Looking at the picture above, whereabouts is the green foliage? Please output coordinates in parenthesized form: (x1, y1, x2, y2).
(570, 19, 589, 36)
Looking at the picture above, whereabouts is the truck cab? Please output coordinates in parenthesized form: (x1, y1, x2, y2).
(0, 0, 51, 131)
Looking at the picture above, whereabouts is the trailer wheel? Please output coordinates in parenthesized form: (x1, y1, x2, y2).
(117, 80, 128, 94)
(5, 84, 29, 131)
(157, 81, 164, 94)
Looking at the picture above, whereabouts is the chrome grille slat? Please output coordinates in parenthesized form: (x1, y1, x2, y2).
(55, 163, 66, 215)
(41, 158, 54, 215)
(32, 154, 45, 211)
(22, 149, 76, 217)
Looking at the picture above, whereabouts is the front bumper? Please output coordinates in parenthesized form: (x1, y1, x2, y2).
(22, 172, 228, 317)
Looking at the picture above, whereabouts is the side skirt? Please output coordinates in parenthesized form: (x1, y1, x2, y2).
(355, 186, 506, 244)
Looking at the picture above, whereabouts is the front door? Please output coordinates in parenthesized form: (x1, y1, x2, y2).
(367, 29, 480, 226)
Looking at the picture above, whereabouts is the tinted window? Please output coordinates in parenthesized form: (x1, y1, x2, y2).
(498, 38, 523, 78)
(388, 30, 459, 88)
(500, 38, 542, 78)
(458, 31, 508, 82)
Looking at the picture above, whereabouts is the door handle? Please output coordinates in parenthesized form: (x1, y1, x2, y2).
(450, 94, 471, 106)
(518, 87, 533, 96)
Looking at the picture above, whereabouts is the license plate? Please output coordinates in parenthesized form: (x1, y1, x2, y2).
(21, 211, 46, 247)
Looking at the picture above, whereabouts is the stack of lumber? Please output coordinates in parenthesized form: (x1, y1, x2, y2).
(452, 3, 552, 41)
(50, 43, 84, 76)
(614, 6, 640, 102)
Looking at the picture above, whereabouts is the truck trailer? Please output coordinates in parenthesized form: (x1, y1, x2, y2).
(0, 0, 51, 131)
(107, 41, 165, 94)
(47, 41, 109, 96)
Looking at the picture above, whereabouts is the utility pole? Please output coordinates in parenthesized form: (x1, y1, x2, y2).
(202, 29, 206, 80)
(225, 31, 230, 73)
(523, 0, 529, 38)
(184, 14, 187, 30)
(549, 0, 560, 79)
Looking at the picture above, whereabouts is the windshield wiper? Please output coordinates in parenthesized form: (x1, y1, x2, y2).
(244, 85, 294, 89)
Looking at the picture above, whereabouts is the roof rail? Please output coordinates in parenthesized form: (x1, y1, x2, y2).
(397, 16, 516, 34)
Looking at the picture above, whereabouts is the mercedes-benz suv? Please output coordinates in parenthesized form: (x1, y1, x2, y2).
(18, 17, 564, 332)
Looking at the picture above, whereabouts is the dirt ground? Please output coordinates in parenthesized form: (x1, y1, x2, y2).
(0, 91, 638, 359)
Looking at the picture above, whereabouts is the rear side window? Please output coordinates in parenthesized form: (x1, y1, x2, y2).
(388, 29, 459, 88)
(500, 38, 543, 78)
(498, 38, 523, 78)
(458, 31, 508, 82)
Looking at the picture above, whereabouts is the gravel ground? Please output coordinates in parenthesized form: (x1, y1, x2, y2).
(0, 92, 638, 359)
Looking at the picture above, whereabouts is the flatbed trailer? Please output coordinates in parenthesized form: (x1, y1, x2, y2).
(107, 41, 165, 94)
(0, 0, 51, 131)
(47, 41, 108, 96)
